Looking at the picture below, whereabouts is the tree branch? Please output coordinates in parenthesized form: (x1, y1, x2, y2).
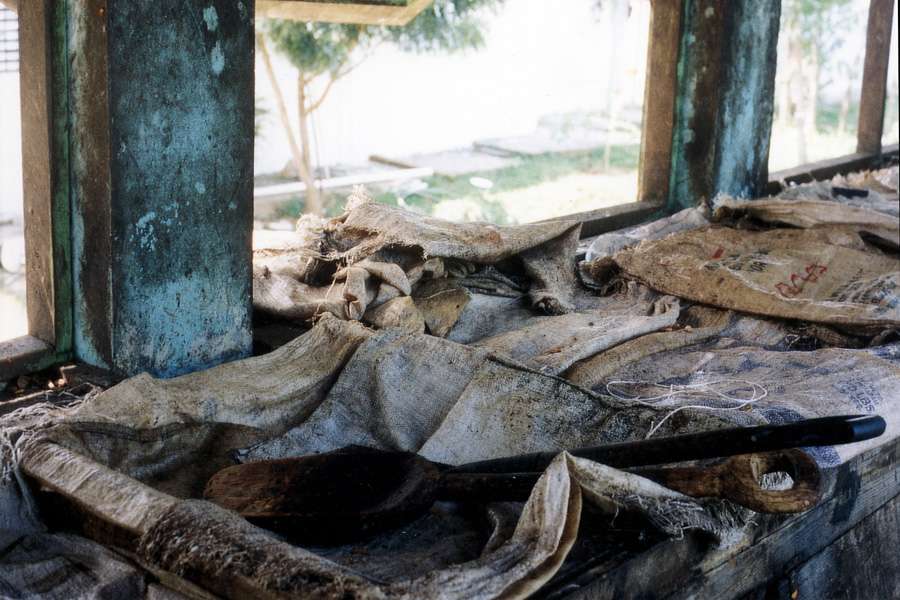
(305, 44, 372, 114)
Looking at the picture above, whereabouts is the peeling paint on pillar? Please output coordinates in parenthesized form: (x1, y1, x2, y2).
(68, 1, 255, 377)
(668, 0, 780, 211)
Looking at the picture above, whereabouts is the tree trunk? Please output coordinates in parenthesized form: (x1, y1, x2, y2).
(801, 48, 819, 150)
(256, 33, 321, 215)
(785, 30, 808, 165)
(297, 76, 322, 216)
(837, 77, 851, 136)
(602, 0, 627, 170)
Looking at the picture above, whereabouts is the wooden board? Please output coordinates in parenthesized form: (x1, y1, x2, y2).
(856, 0, 894, 154)
(637, 0, 682, 203)
(741, 495, 899, 599)
(536, 435, 900, 599)
(257, 0, 433, 26)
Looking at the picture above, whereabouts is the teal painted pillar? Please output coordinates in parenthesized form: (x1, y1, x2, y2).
(668, 0, 781, 211)
(68, 0, 254, 377)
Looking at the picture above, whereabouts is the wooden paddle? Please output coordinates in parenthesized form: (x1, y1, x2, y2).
(204, 415, 884, 544)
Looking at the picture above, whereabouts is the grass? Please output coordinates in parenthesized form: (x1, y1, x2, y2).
(273, 144, 641, 224)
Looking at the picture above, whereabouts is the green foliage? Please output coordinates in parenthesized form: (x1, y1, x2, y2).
(781, 0, 859, 58)
(383, 0, 503, 53)
(264, 0, 502, 78)
(266, 21, 364, 75)
(254, 97, 268, 137)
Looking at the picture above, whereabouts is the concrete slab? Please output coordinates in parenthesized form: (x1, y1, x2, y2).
(474, 131, 635, 157)
(370, 148, 519, 177)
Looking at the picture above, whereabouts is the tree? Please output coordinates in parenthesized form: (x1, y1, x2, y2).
(259, 0, 502, 215)
(776, 0, 859, 163)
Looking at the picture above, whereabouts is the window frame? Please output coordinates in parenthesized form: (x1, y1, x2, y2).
(0, 0, 72, 381)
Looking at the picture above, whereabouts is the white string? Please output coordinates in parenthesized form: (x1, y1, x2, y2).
(605, 378, 768, 439)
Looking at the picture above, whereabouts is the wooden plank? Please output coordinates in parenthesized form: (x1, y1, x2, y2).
(69, 0, 113, 367)
(20, 442, 177, 543)
(19, 0, 54, 344)
(856, 0, 895, 154)
(540, 437, 900, 599)
(637, 0, 682, 203)
(542, 200, 664, 239)
(741, 495, 900, 600)
(0, 335, 52, 381)
(257, 0, 433, 26)
(766, 143, 899, 194)
(0, 0, 73, 380)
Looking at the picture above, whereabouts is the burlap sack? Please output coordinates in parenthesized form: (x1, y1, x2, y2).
(253, 189, 582, 324)
(587, 226, 900, 332)
(566, 332, 899, 467)
(710, 196, 899, 249)
(583, 207, 709, 263)
(1, 316, 744, 600)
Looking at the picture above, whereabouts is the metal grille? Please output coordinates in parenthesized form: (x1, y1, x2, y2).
(0, 7, 18, 74)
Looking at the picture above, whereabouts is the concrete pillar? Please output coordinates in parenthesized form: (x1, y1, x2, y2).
(68, 0, 255, 377)
(668, 0, 781, 211)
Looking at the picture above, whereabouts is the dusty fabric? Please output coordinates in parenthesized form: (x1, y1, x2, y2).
(238, 324, 738, 467)
(469, 298, 678, 375)
(585, 226, 900, 332)
(567, 324, 900, 467)
(831, 166, 899, 206)
(0, 316, 747, 600)
(4, 176, 899, 598)
(0, 532, 155, 599)
(253, 188, 582, 326)
(435, 283, 681, 375)
(709, 195, 899, 249)
(583, 207, 709, 263)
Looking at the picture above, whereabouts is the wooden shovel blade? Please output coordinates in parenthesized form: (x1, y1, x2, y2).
(204, 446, 441, 544)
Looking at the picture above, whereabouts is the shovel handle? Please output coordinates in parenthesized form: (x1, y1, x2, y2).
(448, 415, 884, 474)
(439, 450, 822, 514)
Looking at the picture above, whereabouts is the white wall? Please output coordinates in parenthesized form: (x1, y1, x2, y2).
(0, 70, 22, 221)
(254, 0, 651, 174)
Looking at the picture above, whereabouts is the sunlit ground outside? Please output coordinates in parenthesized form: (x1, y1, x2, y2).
(253, 0, 651, 230)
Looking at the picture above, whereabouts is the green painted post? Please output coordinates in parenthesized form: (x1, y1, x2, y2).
(67, 0, 255, 377)
(668, 0, 781, 211)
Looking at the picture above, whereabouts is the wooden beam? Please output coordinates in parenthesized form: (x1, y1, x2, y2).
(856, 0, 895, 154)
(257, 0, 433, 26)
(20, 0, 57, 346)
(766, 143, 899, 194)
(543, 201, 664, 239)
(637, 0, 682, 203)
(0, 0, 74, 380)
(541, 437, 900, 599)
(668, 0, 781, 211)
